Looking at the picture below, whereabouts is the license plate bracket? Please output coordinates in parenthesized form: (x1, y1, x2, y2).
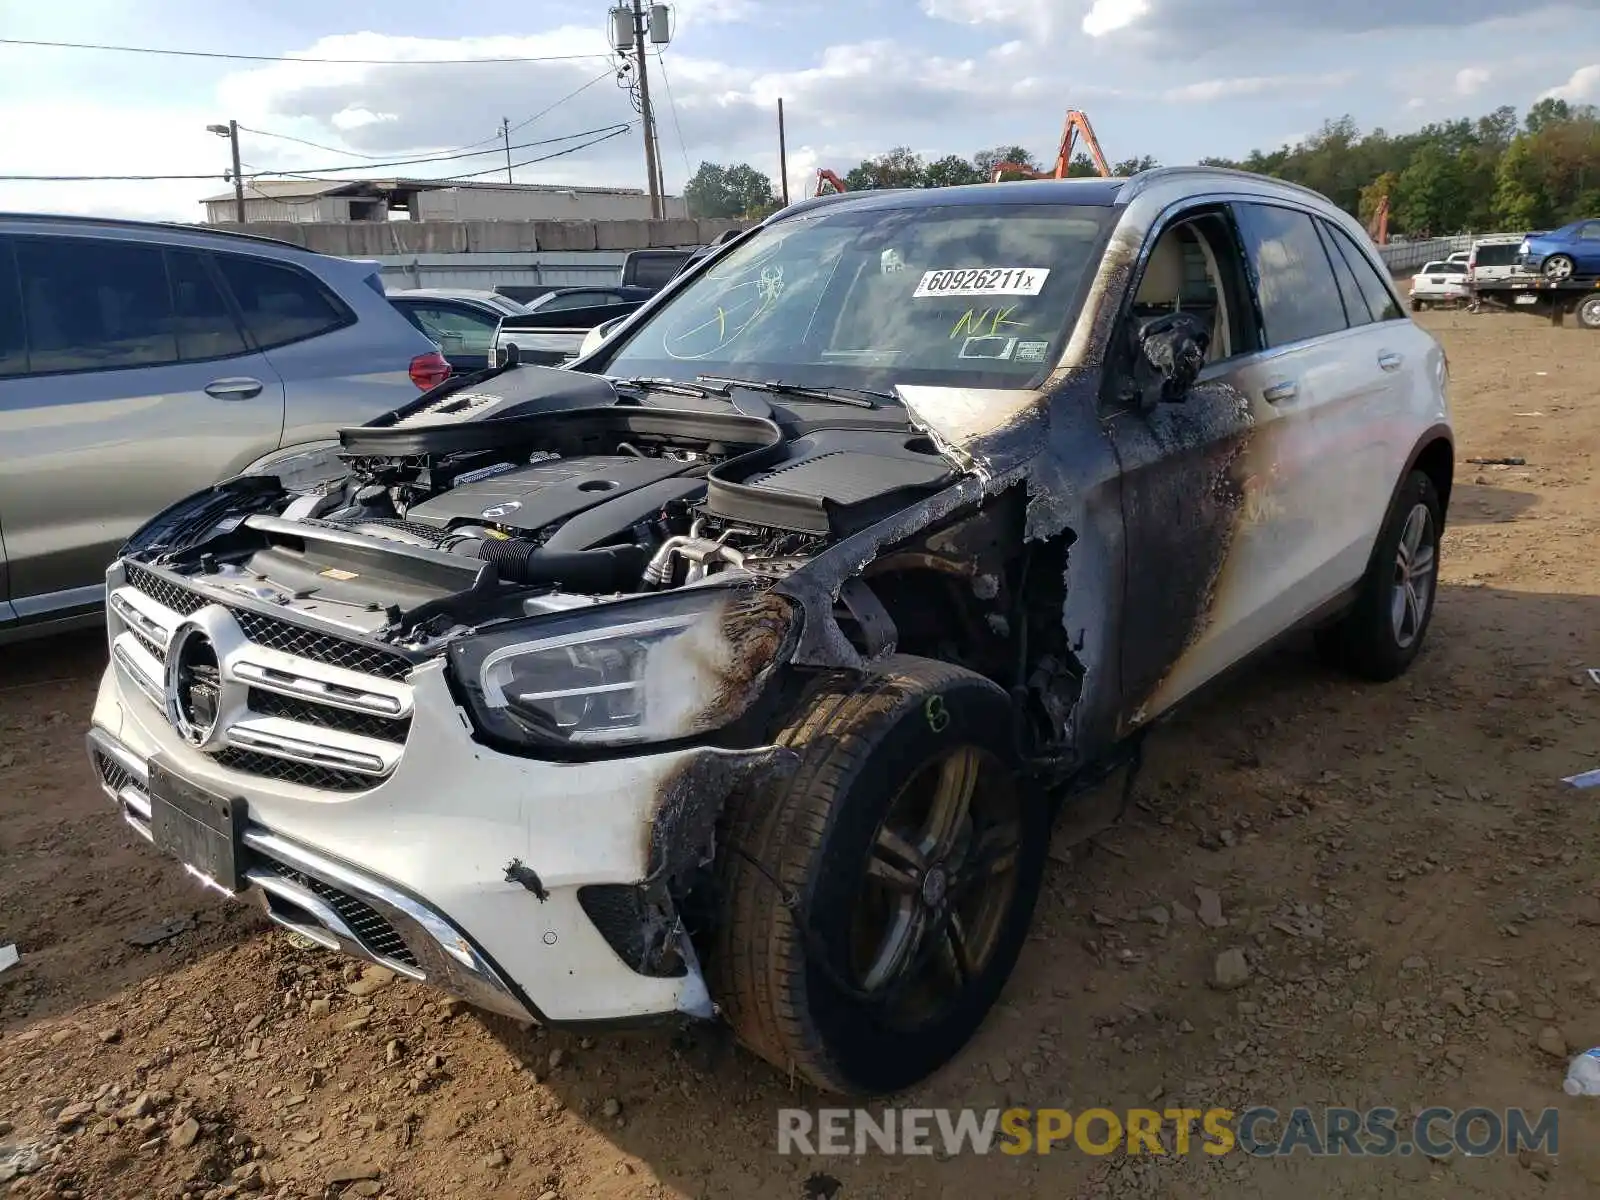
(148, 761, 247, 893)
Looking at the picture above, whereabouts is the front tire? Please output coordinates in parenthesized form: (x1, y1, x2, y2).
(1576, 295, 1600, 330)
(1316, 470, 1443, 681)
(710, 656, 1049, 1095)
(1542, 253, 1575, 282)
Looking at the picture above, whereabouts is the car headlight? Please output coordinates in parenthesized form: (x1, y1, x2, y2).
(447, 588, 795, 749)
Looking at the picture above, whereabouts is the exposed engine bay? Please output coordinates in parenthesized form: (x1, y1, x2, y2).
(126, 366, 965, 661)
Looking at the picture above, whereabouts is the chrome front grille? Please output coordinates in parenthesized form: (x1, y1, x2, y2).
(109, 564, 418, 791)
(125, 563, 205, 616)
(214, 748, 377, 793)
(232, 609, 414, 682)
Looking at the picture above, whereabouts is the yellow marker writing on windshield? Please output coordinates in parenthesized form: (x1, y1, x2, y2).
(951, 305, 1027, 339)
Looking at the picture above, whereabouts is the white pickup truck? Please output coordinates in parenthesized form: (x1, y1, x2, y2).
(1408, 260, 1469, 310)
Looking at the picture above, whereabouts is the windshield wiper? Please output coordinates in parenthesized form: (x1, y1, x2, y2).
(694, 375, 892, 410)
(620, 376, 731, 399)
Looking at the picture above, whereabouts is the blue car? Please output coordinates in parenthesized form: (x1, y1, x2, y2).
(1519, 218, 1600, 281)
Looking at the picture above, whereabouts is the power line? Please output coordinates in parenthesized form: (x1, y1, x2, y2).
(653, 51, 694, 190)
(0, 36, 611, 65)
(260, 125, 632, 175)
(507, 67, 617, 139)
(393, 67, 621, 161)
(0, 170, 225, 182)
(237, 125, 396, 160)
(0, 124, 633, 182)
(440, 125, 636, 180)
(234, 71, 618, 167)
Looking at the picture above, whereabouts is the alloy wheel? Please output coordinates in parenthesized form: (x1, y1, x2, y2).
(851, 744, 1022, 1027)
(1391, 502, 1437, 649)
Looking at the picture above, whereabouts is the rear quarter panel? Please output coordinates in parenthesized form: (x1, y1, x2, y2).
(273, 258, 438, 444)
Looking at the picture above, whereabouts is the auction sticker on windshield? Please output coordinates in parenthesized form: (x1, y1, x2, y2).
(914, 268, 1050, 298)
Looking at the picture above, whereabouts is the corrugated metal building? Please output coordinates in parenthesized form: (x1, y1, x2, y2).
(200, 178, 687, 225)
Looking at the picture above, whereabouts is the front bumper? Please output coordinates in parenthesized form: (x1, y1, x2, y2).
(89, 657, 782, 1027)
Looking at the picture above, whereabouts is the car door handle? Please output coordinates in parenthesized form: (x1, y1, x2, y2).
(1262, 380, 1298, 404)
(1377, 352, 1404, 372)
(205, 377, 263, 400)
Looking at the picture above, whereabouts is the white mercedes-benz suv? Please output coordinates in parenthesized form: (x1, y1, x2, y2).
(88, 167, 1452, 1096)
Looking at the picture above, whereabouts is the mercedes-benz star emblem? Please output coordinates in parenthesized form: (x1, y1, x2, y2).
(165, 624, 222, 747)
(481, 501, 522, 519)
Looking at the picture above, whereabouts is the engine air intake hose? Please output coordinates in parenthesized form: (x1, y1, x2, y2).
(458, 536, 648, 591)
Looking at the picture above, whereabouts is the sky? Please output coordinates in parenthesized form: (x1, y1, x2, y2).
(2, 0, 1599, 222)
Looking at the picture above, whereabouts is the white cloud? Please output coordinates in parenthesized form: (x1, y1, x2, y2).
(1454, 66, 1491, 95)
(919, 0, 1063, 39)
(330, 108, 398, 131)
(0, 99, 231, 221)
(1540, 63, 1600, 102)
(670, 0, 760, 21)
(1082, 0, 1151, 37)
(1163, 72, 1354, 103)
(0, 5, 1511, 223)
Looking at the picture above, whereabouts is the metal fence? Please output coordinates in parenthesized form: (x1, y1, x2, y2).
(1376, 234, 1528, 273)
(371, 250, 629, 291)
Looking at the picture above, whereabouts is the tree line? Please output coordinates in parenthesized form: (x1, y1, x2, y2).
(682, 98, 1600, 236)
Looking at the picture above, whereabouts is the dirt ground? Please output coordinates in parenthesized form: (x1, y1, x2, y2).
(2, 308, 1598, 1200)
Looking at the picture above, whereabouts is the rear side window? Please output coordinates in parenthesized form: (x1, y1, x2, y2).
(1473, 243, 1519, 267)
(400, 303, 497, 357)
(215, 254, 349, 350)
(0, 240, 24, 377)
(14, 236, 178, 373)
(626, 254, 685, 289)
(1232, 203, 1347, 346)
(539, 290, 618, 313)
(166, 250, 248, 361)
(1321, 223, 1403, 322)
(1316, 224, 1372, 330)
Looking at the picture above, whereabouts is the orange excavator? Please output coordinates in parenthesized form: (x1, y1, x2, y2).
(814, 109, 1111, 195)
(814, 169, 848, 196)
(1367, 194, 1391, 246)
(989, 109, 1111, 182)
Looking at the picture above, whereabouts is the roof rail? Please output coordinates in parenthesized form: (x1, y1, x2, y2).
(0, 211, 314, 253)
(1118, 165, 1337, 208)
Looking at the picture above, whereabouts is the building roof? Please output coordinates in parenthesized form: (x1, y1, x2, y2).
(200, 176, 656, 205)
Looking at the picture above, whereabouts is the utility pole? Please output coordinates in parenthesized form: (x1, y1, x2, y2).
(230, 121, 245, 223)
(207, 120, 246, 223)
(501, 117, 514, 183)
(653, 112, 667, 208)
(631, 0, 663, 219)
(777, 98, 790, 207)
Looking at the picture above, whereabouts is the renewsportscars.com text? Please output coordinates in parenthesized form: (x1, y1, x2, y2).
(777, 1106, 1560, 1158)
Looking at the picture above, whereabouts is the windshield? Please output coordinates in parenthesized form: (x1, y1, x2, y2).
(601, 202, 1114, 393)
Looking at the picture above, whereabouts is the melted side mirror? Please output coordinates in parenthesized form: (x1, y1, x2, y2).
(1129, 312, 1210, 408)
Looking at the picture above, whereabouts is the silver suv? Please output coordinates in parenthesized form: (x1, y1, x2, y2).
(0, 214, 448, 642)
